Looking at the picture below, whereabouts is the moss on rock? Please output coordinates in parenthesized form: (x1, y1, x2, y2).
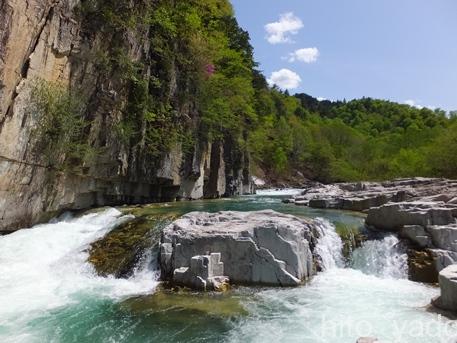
(88, 213, 177, 278)
(122, 287, 248, 318)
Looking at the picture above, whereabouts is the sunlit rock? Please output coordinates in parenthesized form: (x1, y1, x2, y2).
(433, 265, 457, 314)
(160, 210, 319, 288)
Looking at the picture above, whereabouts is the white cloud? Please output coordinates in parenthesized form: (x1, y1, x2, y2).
(267, 69, 302, 89)
(288, 47, 320, 63)
(265, 12, 303, 44)
(404, 99, 436, 110)
(317, 97, 327, 101)
(405, 99, 422, 109)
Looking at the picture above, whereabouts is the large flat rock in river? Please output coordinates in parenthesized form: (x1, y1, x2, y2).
(159, 210, 318, 288)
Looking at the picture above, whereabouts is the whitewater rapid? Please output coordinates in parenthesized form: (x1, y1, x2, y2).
(228, 218, 457, 343)
(0, 208, 159, 342)
(1, 199, 457, 343)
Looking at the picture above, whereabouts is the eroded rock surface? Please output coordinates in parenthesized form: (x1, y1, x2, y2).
(286, 178, 457, 284)
(432, 265, 457, 314)
(287, 178, 457, 212)
(366, 201, 457, 282)
(160, 210, 320, 288)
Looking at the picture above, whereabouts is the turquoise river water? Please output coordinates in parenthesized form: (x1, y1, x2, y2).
(0, 190, 456, 342)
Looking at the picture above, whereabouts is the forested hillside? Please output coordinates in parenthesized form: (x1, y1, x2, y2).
(0, 0, 455, 230)
(250, 90, 457, 182)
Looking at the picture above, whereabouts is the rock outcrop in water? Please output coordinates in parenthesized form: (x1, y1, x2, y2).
(432, 265, 457, 314)
(0, 0, 254, 233)
(159, 210, 320, 289)
(366, 201, 457, 282)
(286, 178, 457, 212)
(286, 178, 457, 283)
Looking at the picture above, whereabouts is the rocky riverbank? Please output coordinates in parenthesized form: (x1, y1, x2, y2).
(285, 177, 457, 314)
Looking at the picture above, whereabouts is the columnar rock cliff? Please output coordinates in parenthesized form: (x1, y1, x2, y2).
(0, 0, 254, 232)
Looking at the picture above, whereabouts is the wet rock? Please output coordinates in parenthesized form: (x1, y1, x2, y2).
(429, 249, 457, 272)
(427, 224, 457, 252)
(160, 210, 319, 288)
(405, 246, 457, 283)
(407, 249, 438, 283)
(368, 202, 457, 282)
(432, 265, 457, 313)
(365, 202, 456, 231)
(88, 214, 176, 278)
(400, 225, 432, 248)
(123, 288, 248, 318)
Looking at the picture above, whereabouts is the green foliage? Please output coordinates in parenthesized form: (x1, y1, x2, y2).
(248, 77, 456, 181)
(427, 122, 457, 178)
(73, 0, 457, 182)
(30, 79, 94, 170)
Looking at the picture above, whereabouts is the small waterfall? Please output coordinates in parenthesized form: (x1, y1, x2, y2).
(350, 235, 408, 279)
(0, 208, 159, 321)
(314, 218, 344, 270)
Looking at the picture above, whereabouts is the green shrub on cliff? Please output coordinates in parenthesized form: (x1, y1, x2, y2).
(29, 80, 94, 170)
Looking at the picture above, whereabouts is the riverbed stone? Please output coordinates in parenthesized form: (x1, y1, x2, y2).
(433, 265, 457, 313)
(160, 210, 318, 288)
(365, 202, 456, 231)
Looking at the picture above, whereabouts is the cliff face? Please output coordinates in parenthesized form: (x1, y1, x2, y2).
(0, 0, 254, 232)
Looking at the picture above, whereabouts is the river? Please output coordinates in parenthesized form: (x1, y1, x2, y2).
(0, 191, 456, 342)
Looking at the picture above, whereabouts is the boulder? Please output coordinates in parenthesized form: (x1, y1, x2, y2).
(433, 265, 457, 313)
(160, 210, 318, 288)
(366, 202, 456, 231)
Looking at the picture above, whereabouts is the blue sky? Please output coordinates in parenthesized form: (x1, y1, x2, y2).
(230, 0, 457, 111)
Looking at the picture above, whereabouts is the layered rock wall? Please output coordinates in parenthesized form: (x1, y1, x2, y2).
(0, 1, 254, 232)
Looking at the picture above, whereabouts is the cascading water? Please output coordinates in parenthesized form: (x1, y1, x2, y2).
(313, 218, 344, 270)
(1, 195, 456, 343)
(0, 208, 159, 342)
(351, 234, 408, 279)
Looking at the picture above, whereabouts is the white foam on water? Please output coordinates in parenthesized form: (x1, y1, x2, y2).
(255, 188, 304, 196)
(313, 218, 344, 270)
(351, 235, 408, 279)
(1, 204, 456, 343)
(0, 208, 159, 341)
(229, 269, 457, 343)
(228, 228, 457, 342)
